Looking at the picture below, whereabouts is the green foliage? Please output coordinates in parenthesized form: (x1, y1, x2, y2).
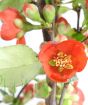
(72, 0, 84, 7)
(57, 22, 86, 41)
(57, 6, 70, 15)
(72, 0, 88, 28)
(3, 95, 14, 103)
(72, 32, 85, 41)
(0, 45, 41, 87)
(43, 5, 55, 23)
(72, 0, 83, 9)
(63, 99, 72, 105)
(57, 22, 72, 36)
(82, 8, 88, 29)
(45, 0, 51, 4)
(35, 80, 50, 98)
(25, 4, 43, 22)
(0, 0, 31, 11)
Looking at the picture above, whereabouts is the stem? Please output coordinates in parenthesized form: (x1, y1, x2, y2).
(76, 7, 81, 32)
(17, 83, 28, 99)
(38, 1, 57, 105)
(13, 83, 28, 104)
(58, 83, 69, 105)
(45, 80, 57, 105)
(23, 23, 51, 32)
(50, 83, 57, 105)
(0, 101, 3, 103)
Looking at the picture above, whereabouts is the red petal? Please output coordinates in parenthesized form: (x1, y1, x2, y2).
(56, 17, 69, 25)
(16, 37, 26, 45)
(39, 40, 87, 82)
(1, 22, 20, 40)
(75, 87, 85, 103)
(0, 8, 22, 40)
(23, 84, 34, 94)
(0, 8, 22, 22)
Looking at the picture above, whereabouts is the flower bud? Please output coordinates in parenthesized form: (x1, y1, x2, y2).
(67, 84, 74, 93)
(23, 84, 34, 95)
(56, 17, 69, 25)
(16, 30, 24, 39)
(55, 17, 71, 35)
(23, 3, 42, 22)
(72, 94, 79, 101)
(43, 4, 55, 23)
(14, 18, 23, 29)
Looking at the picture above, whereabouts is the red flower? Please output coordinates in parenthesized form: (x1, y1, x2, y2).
(0, 8, 23, 40)
(39, 40, 87, 82)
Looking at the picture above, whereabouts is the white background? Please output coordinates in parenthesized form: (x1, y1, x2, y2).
(0, 0, 88, 105)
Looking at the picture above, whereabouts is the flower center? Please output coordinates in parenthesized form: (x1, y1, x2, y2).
(52, 52, 73, 72)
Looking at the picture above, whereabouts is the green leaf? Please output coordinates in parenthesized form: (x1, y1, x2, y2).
(8, 86, 16, 95)
(82, 7, 88, 28)
(3, 95, 14, 103)
(65, 28, 76, 37)
(57, 6, 70, 15)
(72, 0, 88, 28)
(72, 32, 85, 41)
(49, 60, 56, 66)
(0, 0, 32, 11)
(72, 0, 84, 9)
(0, 45, 41, 87)
(45, 0, 51, 4)
(35, 81, 50, 98)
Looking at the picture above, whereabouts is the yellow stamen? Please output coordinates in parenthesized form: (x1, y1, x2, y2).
(53, 52, 73, 72)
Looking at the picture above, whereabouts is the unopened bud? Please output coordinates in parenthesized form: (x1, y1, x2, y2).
(23, 3, 42, 22)
(43, 4, 55, 23)
(16, 30, 24, 39)
(14, 18, 23, 29)
(72, 94, 79, 101)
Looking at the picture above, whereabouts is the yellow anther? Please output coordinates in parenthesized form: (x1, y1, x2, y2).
(53, 51, 73, 72)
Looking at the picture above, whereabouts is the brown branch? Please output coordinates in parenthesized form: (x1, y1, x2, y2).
(38, 1, 57, 105)
(58, 83, 69, 105)
(45, 80, 57, 105)
(76, 7, 81, 32)
(12, 83, 28, 104)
